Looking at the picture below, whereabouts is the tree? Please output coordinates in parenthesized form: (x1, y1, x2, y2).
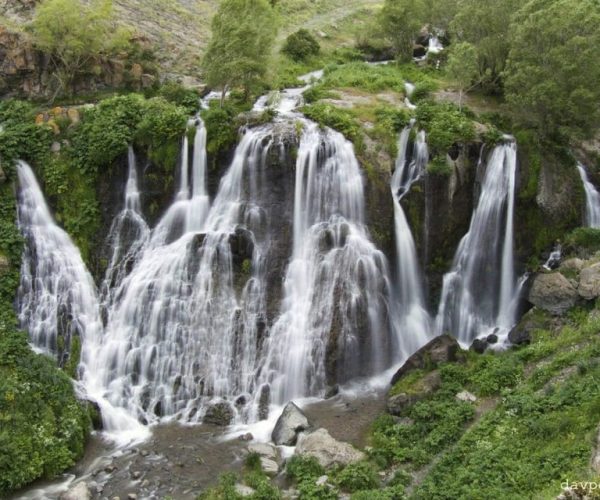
(379, 0, 426, 61)
(504, 0, 600, 140)
(202, 0, 277, 103)
(450, 0, 520, 92)
(446, 41, 479, 109)
(31, 0, 128, 96)
(282, 29, 320, 61)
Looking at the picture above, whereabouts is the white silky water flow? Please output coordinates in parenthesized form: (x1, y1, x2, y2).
(258, 120, 394, 405)
(390, 125, 432, 357)
(435, 141, 518, 345)
(577, 162, 600, 228)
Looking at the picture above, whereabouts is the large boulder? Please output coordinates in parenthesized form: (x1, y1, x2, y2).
(59, 482, 91, 500)
(578, 262, 600, 300)
(271, 402, 312, 446)
(203, 401, 234, 426)
(295, 428, 365, 468)
(528, 272, 578, 315)
(387, 370, 441, 416)
(391, 334, 461, 385)
(508, 308, 549, 345)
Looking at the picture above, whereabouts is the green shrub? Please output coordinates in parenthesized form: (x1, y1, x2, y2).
(335, 461, 378, 492)
(282, 29, 320, 61)
(155, 81, 200, 115)
(286, 455, 325, 482)
(469, 354, 522, 396)
(0, 330, 91, 495)
(201, 102, 240, 157)
(427, 156, 452, 176)
(565, 228, 600, 253)
(416, 101, 476, 156)
(301, 103, 362, 146)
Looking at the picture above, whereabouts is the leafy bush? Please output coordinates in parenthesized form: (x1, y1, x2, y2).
(0, 100, 53, 174)
(286, 455, 325, 482)
(565, 228, 600, 253)
(301, 103, 362, 146)
(416, 101, 476, 157)
(469, 354, 522, 396)
(0, 330, 91, 495)
(155, 81, 200, 115)
(335, 461, 378, 492)
(282, 29, 320, 61)
(201, 103, 240, 157)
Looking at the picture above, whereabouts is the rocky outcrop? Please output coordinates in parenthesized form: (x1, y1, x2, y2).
(391, 334, 462, 385)
(0, 25, 157, 99)
(271, 402, 312, 446)
(508, 308, 549, 345)
(387, 370, 441, 416)
(578, 262, 600, 300)
(0, 253, 9, 275)
(247, 442, 281, 477)
(203, 401, 234, 426)
(295, 428, 365, 468)
(528, 272, 578, 315)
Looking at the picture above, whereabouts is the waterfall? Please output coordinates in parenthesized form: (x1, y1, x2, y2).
(390, 125, 432, 356)
(100, 146, 149, 309)
(259, 120, 394, 404)
(16, 161, 103, 362)
(577, 162, 600, 228)
(436, 141, 518, 345)
(85, 125, 273, 425)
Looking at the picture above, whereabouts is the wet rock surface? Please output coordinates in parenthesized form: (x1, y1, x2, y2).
(272, 402, 313, 446)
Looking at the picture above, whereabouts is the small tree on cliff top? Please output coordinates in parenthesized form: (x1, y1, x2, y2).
(202, 0, 277, 103)
(31, 0, 129, 96)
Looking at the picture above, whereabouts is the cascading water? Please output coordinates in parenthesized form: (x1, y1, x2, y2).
(436, 141, 518, 345)
(259, 120, 394, 405)
(84, 123, 273, 425)
(390, 125, 432, 356)
(577, 162, 600, 228)
(100, 146, 149, 310)
(16, 161, 103, 362)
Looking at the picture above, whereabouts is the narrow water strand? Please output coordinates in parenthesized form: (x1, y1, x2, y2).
(259, 121, 395, 404)
(436, 141, 518, 345)
(577, 162, 600, 228)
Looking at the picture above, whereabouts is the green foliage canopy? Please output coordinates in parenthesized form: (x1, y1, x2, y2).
(202, 0, 278, 100)
(504, 0, 600, 140)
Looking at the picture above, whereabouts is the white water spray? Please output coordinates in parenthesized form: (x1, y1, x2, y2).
(577, 162, 600, 228)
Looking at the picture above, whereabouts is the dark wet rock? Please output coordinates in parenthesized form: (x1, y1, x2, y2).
(508, 308, 549, 345)
(229, 227, 255, 265)
(413, 45, 427, 58)
(272, 402, 312, 446)
(203, 401, 235, 426)
(85, 399, 103, 430)
(528, 272, 578, 315)
(391, 334, 462, 385)
(470, 338, 487, 354)
(238, 432, 254, 441)
(258, 384, 271, 421)
(324, 385, 339, 399)
(486, 334, 498, 344)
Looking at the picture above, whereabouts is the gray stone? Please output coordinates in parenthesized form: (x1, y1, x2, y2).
(51, 141, 61, 153)
(235, 484, 256, 497)
(59, 482, 91, 500)
(260, 457, 279, 477)
(456, 391, 477, 403)
(578, 262, 600, 300)
(248, 442, 278, 462)
(561, 258, 584, 272)
(272, 402, 312, 446)
(316, 475, 329, 486)
(296, 428, 365, 469)
(529, 272, 578, 315)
